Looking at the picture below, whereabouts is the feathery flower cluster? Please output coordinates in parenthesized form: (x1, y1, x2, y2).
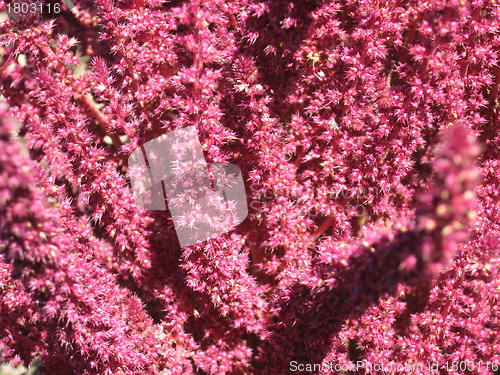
(0, 0, 499, 374)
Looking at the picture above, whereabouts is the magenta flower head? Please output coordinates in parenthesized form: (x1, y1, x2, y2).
(0, 0, 499, 374)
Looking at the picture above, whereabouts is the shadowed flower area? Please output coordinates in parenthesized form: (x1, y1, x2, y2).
(0, 0, 499, 374)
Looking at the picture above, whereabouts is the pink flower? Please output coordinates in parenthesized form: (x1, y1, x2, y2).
(0, 0, 499, 373)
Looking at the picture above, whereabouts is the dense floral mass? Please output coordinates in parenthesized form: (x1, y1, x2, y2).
(0, 0, 499, 374)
